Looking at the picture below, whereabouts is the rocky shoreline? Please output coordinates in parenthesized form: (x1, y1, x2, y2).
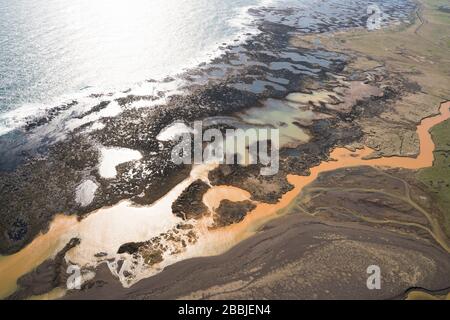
(0, 0, 416, 256)
(3, 0, 448, 300)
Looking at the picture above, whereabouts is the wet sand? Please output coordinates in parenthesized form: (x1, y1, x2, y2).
(0, 102, 448, 299)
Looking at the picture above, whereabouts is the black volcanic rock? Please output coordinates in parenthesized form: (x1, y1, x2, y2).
(172, 180, 210, 220)
(214, 200, 256, 227)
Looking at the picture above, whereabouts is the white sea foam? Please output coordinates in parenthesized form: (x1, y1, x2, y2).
(0, 103, 47, 136)
(0, 0, 269, 138)
(75, 179, 99, 207)
(65, 101, 123, 132)
(98, 147, 143, 179)
(82, 122, 106, 134)
(156, 122, 194, 142)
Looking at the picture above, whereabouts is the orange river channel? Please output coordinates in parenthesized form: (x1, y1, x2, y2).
(0, 101, 449, 299)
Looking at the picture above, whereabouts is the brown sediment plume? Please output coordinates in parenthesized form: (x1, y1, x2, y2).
(0, 215, 78, 299)
(203, 186, 252, 212)
(0, 102, 448, 300)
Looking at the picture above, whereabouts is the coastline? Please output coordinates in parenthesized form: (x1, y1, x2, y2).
(1, 0, 449, 300)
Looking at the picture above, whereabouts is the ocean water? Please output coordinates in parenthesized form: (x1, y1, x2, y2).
(0, 0, 267, 134)
(0, 0, 415, 137)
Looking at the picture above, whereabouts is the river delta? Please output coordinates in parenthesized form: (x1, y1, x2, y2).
(0, 0, 449, 300)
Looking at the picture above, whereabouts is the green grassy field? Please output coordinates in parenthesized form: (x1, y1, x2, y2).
(417, 118, 450, 237)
